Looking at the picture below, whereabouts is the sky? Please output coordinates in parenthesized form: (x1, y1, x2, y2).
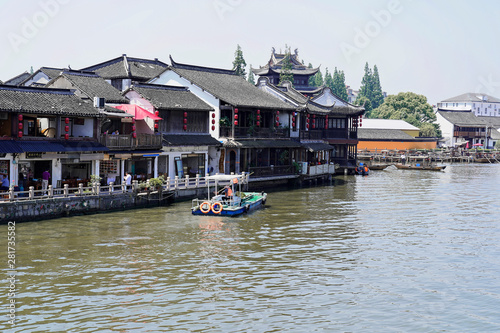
(1, 0, 499, 105)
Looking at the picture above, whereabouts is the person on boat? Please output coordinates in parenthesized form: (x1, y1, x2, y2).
(223, 185, 233, 201)
(363, 165, 370, 176)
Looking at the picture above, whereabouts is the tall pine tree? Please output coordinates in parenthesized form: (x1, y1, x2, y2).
(279, 47, 294, 85)
(247, 65, 255, 85)
(371, 65, 384, 109)
(324, 68, 334, 92)
(333, 67, 348, 101)
(232, 44, 247, 78)
(313, 69, 324, 87)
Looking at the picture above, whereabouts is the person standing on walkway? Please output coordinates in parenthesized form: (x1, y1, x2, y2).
(124, 172, 132, 186)
(401, 153, 406, 165)
(42, 169, 50, 193)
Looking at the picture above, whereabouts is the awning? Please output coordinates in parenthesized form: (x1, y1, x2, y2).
(114, 104, 163, 121)
(301, 142, 334, 152)
(0, 140, 23, 153)
(17, 141, 109, 153)
(102, 110, 133, 118)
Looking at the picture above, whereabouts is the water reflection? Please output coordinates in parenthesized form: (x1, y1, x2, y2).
(1, 164, 499, 332)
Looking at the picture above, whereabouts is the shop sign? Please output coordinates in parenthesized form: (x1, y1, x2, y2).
(26, 152, 43, 159)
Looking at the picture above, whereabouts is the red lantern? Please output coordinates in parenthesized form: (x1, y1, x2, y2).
(132, 132, 137, 139)
(18, 114, 23, 121)
(312, 124, 315, 129)
(155, 110, 159, 116)
(212, 119, 216, 124)
(292, 122, 296, 127)
(306, 118, 310, 124)
(131, 125, 136, 131)
(257, 109, 260, 115)
(307, 114, 310, 118)
(211, 125, 215, 131)
(256, 121, 260, 127)
(65, 117, 69, 124)
(276, 111, 280, 115)
(18, 131, 23, 138)
(183, 125, 187, 131)
(234, 120, 238, 126)
(292, 116, 295, 122)
(212, 113, 215, 118)
(234, 108, 238, 114)
(65, 133, 69, 140)
(313, 114, 316, 119)
(154, 123, 159, 129)
(306, 124, 309, 129)
(276, 116, 279, 122)
(65, 125, 69, 132)
(275, 121, 279, 127)
(257, 115, 260, 121)
(183, 118, 187, 124)
(234, 114, 238, 120)
(18, 123, 23, 130)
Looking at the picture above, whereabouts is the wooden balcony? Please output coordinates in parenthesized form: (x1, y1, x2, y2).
(220, 126, 290, 139)
(100, 133, 162, 150)
(299, 128, 356, 140)
(454, 131, 485, 138)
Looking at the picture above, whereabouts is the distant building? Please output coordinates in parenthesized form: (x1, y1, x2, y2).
(437, 92, 500, 117)
(436, 92, 500, 148)
(357, 118, 437, 151)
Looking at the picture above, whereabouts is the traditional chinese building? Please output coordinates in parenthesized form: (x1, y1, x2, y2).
(252, 48, 320, 95)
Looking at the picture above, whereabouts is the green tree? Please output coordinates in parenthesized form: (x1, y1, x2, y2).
(279, 46, 294, 85)
(355, 95, 373, 115)
(324, 68, 334, 92)
(312, 69, 323, 87)
(232, 44, 247, 78)
(247, 64, 255, 85)
(371, 65, 384, 109)
(307, 63, 316, 86)
(357, 62, 373, 103)
(370, 92, 440, 137)
(333, 67, 348, 101)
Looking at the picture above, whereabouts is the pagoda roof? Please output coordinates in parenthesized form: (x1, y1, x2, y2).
(253, 47, 319, 76)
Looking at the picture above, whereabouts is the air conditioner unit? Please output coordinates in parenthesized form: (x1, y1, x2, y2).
(0, 113, 8, 120)
(94, 97, 105, 108)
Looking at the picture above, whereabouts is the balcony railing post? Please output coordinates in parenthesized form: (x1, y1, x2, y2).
(48, 185, 53, 198)
(29, 186, 34, 199)
(166, 177, 170, 191)
(109, 182, 114, 194)
(174, 176, 179, 189)
(63, 184, 69, 197)
(78, 183, 84, 196)
(195, 174, 199, 188)
(185, 175, 190, 188)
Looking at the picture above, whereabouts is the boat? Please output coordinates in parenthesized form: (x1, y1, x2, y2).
(355, 164, 370, 175)
(368, 163, 391, 170)
(192, 174, 267, 217)
(395, 164, 446, 171)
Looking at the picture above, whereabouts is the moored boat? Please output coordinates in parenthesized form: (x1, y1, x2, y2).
(192, 174, 267, 217)
(368, 163, 391, 170)
(395, 164, 446, 171)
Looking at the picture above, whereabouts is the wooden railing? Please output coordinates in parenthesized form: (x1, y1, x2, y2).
(100, 133, 162, 150)
(299, 128, 357, 140)
(248, 165, 295, 177)
(220, 126, 290, 139)
(0, 173, 251, 203)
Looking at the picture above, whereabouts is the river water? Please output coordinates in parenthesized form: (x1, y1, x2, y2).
(2, 164, 500, 332)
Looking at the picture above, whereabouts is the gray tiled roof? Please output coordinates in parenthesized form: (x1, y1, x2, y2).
(19, 67, 64, 86)
(478, 116, 500, 128)
(437, 110, 486, 127)
(169, 57, 296, 110)
(163, 134, 221, 146)
(0, 85, 99, 117)
(127, 84, 213, 111)
(358, 128, 415, 140)
(81, 55, 168, 81)
(52, 70, 129, 103)
(4, 72, 31, 86)
(441, 92, 500, 103)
